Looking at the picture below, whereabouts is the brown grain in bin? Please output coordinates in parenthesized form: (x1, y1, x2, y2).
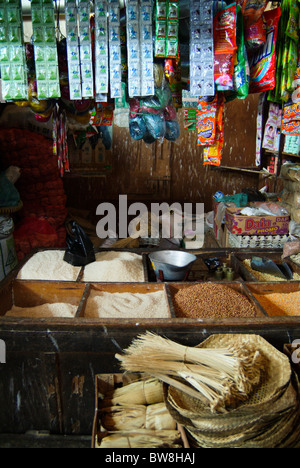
(167, 282, 266, 319)
(92, 373, 190, 448)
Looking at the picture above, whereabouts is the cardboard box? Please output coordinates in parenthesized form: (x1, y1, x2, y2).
(225, 206, 290, 236)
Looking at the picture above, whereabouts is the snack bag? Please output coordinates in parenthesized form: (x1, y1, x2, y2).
(197, 94, 218, 145)
(214, 3, 237, 91)
(249, 7, 281, 94)
(225, 4, 249, 101)
(203, 93, 225, 165)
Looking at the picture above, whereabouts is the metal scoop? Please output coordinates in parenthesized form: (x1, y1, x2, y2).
(250, 256, 293, 280)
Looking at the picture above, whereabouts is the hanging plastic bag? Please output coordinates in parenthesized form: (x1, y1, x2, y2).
(249, 7, 281, 94)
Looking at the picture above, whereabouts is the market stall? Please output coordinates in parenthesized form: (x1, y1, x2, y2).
(0, 0, 300, 450)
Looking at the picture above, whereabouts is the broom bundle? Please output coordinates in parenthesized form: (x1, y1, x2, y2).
(115, 332, 267, 412)
(101, 402, 176, 431)
(101, 378, 164, 407)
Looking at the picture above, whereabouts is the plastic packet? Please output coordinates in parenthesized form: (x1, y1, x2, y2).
(154, 0, 179, 59)
(262, 102, 281, 151)
(189, 0, 214, 97)
(94, 0, 109, 99)
(0, 0, 28, 101)
(225, 4, 249, 101)
(127, 0, 154, 98)
(197, 94, 218, 145)
(202, 92, 225, 166)
(249, 7, 281, 94)
(31, 0, 60, 99)
(128, 65, 180, 143)
(214, 3, 237, 91)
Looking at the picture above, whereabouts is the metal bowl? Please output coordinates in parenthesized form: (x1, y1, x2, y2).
(149, 250, 197, 281)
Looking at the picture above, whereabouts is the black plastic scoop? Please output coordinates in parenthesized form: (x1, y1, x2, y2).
(63, 221, 96, 267)
(250, 256, 293, 280)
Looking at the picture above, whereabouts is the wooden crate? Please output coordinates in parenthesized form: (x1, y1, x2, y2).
(92, 373, 190, 448)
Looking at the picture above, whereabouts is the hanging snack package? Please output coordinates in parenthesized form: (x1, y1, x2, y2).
(197, 94, 218, 145)
(249, 7, 281, 94)
(225, 4, 249, 101)
(214, 3, 237, 91)
(203, 92, 225, 165)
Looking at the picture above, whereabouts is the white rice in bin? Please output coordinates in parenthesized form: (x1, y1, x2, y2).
(84, 290, 170, 318)
(82, 251, 145, 282)
(17, 250, 81, 281)
(5, 303, 77, 318)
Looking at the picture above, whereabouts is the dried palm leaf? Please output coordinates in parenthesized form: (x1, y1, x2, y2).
(101, 378, 164, 407)
(96, 429, 182, 448)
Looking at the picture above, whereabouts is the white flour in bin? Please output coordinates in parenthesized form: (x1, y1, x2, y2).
(82, 251, 145, 282)
(5, 303, 77, 318)
(17, 250, 81, 281)
(84, 290, 170, 318)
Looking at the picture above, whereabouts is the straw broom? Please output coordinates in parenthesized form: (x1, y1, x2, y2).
(115, 332, 266, 412)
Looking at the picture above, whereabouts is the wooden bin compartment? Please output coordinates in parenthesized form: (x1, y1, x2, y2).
(79, 282, 172, 319)
(244, 282, 300, 317)
(8, 248, 149, 284)
(79, 250, 149, 283)
(232, 252, 300, 282)
(92, 373, 190, 449)
(167, 281, 267, 319)
(0, 279, 86, 319)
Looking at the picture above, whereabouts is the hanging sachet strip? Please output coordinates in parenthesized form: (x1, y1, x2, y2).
(108, 0, 122, 98)
(0, 0, 28, 101)
(127, 0, 154, 98)
(126, 0, 141, 97)
(31, 0, 60, 99)
(65, 0, 82, 100)
(189, 0, 214, 97)
(140, 0, 154, 96)
(78, 0, 94, 97)
(94, 0, 109, 99)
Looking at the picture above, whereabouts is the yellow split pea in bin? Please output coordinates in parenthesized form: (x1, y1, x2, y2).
(149, 250, 197, 281)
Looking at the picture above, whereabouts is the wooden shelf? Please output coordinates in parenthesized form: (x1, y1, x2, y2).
(212, 166, 274, 177)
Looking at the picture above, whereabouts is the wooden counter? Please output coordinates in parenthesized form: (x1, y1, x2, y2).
(0, 247, 299, 443)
